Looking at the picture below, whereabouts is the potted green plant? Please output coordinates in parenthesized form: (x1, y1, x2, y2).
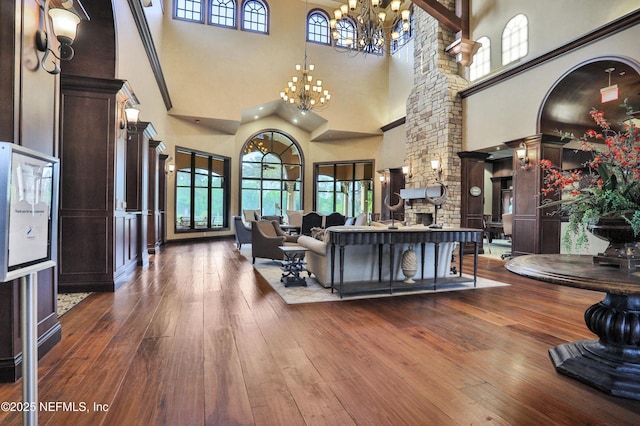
(539, 99, 640, 255)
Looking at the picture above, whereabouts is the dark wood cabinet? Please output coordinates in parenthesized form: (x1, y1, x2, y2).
(508, 134, 566, 256)
(0, 1, 62, 381)
(58, 76, 140, 292)
(126, 122, 156, 268)
(459, 152, 489, 230)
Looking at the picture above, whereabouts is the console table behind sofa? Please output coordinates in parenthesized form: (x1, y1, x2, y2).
(328, 226, 483, 298)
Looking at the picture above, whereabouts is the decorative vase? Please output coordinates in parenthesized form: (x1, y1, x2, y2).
(588, 216, 640, 269)
(401, 245, 418, 283)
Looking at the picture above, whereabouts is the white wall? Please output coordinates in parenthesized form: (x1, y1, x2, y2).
(463, 26, 640, 151)
(114, 0, 168, 139)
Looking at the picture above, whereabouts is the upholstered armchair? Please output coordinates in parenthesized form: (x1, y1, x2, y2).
(251, 220, 296, 263)
(325, 212, 346, 227)
(301, 211, 323, 236)
(270, 220, 299, 243)
(233, 216, 252, 250)
(286, 210, 303, 228)
(243, 209, 260, 223)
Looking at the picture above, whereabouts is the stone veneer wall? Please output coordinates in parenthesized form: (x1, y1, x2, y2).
(405, 3, 470, 227)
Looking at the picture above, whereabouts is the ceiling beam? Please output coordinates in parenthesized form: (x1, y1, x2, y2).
(411, 0, 462, 32)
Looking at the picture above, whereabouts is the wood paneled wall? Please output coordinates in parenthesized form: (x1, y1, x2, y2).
(0, 1, 62, 382)
(58, 75, 139, 292)
(508, 135, 566, 256)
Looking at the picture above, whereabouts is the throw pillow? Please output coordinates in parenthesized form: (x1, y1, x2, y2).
(310, 227, 325, 241)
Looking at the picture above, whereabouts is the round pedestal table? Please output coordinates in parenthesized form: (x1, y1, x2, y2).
(506, 254, 640, 400)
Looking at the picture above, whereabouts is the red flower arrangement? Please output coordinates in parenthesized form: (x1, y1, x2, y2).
(539, 100, 640, 251)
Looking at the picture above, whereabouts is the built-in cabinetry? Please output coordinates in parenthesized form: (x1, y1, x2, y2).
(58, 76, 142, 292)
(458, 153, 489, 253)
(507, 134, 566, 256)
(459, 152, 489, 230)
(126, 122, 157, 268)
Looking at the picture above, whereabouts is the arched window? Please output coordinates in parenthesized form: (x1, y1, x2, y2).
(332, 17, 356, 49)
(470, 36, 490, 81)
(241, 0, 268, 34)
(307, 9, 330, 45)
(210, 0, 236, 28)
(502, 14, 528, 66)
(241, 131, 302, 216)
(391, 11, 413, 54)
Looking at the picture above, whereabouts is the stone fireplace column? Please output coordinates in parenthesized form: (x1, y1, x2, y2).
(405, 4, 469, 227)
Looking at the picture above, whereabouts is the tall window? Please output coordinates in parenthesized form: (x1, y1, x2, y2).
(175, 148, 230, 231)
(502, 14, 528, 66)
(470, 36, 490, 81)
(391, 11, 413, 54)
(333, 18, 356, 49)
(241, 0, 268, 33)
(241, 131, 302, 216)
(307, 10, 330, 45)
(175, 0, 204, 22)
(315, 162, 373, 216)
(210, 0, 236, 28)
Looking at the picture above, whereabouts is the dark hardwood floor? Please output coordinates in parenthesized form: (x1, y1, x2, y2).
(1, 239, 639, 425)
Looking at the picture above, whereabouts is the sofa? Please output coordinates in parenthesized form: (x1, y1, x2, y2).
(297, 225, 455, 288)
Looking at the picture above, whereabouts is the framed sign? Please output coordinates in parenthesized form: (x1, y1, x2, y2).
(469, 186, 482, 197)
(0, 142, 59, 282)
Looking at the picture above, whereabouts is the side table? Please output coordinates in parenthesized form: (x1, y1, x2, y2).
(279, 246, 309, 287)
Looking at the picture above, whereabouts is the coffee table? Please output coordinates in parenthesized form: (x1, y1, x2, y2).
(279, 246, 308, 287)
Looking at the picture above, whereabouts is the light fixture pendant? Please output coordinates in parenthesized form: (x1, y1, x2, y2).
(330, 0, 410, 56)
(280, 0, 331, 112)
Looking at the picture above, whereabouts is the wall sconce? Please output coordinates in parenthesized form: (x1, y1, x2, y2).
(379, 174, 386, 183)
(124, 106, 140, 125)
(431, 157, 443, 181)
(515, 142, 529, 167)
(119, 101, 140, 130)
(402, 163, 412, 182)
(36, 1, 82, 75)
(167, 163, 175, 174)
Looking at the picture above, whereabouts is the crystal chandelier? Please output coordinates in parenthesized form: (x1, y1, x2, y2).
(331, 0, 410, 55)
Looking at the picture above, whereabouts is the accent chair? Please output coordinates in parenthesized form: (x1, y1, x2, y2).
(301, 211, 323, 236)
(251, 220, 298, 263)
(325, 212, 346, 227)
(243, 209, 261, 223)
(233, 216, 252, 249)
(286, 210, 303, 228)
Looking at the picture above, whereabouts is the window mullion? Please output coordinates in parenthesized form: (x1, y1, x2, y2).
(207, 156, 213, 228)
(189, 152, 196, 229)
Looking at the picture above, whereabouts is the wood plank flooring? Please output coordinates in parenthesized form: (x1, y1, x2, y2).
(1, 239, 640, 425)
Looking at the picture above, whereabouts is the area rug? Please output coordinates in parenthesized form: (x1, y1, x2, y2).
(241, 249, 510, 304)
(57, 293, 91, 317)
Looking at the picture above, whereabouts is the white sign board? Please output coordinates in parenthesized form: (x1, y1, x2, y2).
(0, 143, 59, 282)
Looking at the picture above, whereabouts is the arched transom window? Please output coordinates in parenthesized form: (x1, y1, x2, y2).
(470, 36, 491, 81)
(241, 131, 302, 216)
(241, 0, 269, 33)
(307, 9, 330, 45)
(502, 14, 528, 66)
